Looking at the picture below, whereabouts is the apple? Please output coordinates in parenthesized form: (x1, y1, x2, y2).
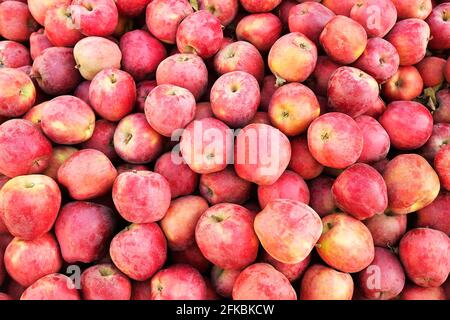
(74, 81, 91, 105)
(261, 250, 311, 283)
(58, 149, 118, 200)
(0, 1, 39, 42)
(268, 32, 317, 84)
(0, 68, 35, 118)
(385, 19, 430, 66)
(135, 80, 157, 112)
(435, 144, 450, 191)
(236, 13, 283, 52)
(27, 0, 71, 25)
(0, 40, 30, 68)
(355, 116, 390, 163)
(380, 101, 433, 150)
(170, 243, 211, 273)
(145, 84, 196, 137)
(69, 0, 118, 37)
(131, 281, 151, 300)
(417, 192, 450, 235)
(196, 203, 258, 269)
(29, 29, 53, 60)
(210, 266, 240, 298)
(382, 66, 423, 101)
(0, 293, 11, 300)
(401, 284, 446, 300)
(277, 0, 296, 25)
(115, 0, 151, 17)
(120, 30, 167, 81)
(195, 102, 214, 120)
(157, 53, 208, 100)
(316, 213, 375, 273)
(232, 263, 297, 300)
(364, 211, 407, 247)
(199, 167, 252, 205)
(150, 264, 207, 300)
(399, 228, 449, 287)
(427, 3, 450, 50)
(421, 123, 450, 161)
(198, 0, 238, 26)
(81, 120, 117, 161)
(391, 0, 432, 20)
(311, 56, 341, 96)
(308, 176, 337, 217)
(20, 274, 80, 300)
(434, 89, 450, 124)
(74, 36, 122, 80)
(44, 5, 83, 47)
(259, 76, 277, 112)
(110, 223, 167, 281)
(416, 56, 447, 88)
(350, 0, 397, 37)
(240, 0, 281, 13)
(81, 264, 131, 300)
(43, 146, 78, 180)
(322, 0, 357, 16)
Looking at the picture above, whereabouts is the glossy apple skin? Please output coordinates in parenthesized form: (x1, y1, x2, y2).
(157, 53, 208, 100)
(399, 228, 449, 287)
(55, 201, 116, 263)
(255, 199, 322, 264)
(391, 0, 431, 20)
(300, 264, 354, 300)
(417, 192, 450, 236)
(364, 212, 407, 247)
(81, 264, 132, 300)
(29, 29, 53, 60)
(69, 0, 118, 37)
(235, 123, 291, 185)
(199, 167, 252, 205)
(4, 233, 62, 287)
(58, 149, 118, 201)
(236, 13, 283, 52)
(380, 101, 433, 150)
(435, 144, 450, 191)
(43, 146, 78, 180)
(232, 263, 297, 300)
(316, 213, 375, 273)
(332, 163, 388, 220)
(355, 116, 390, 163)
(0, 40, 30, 68)
(150, 264, 207, 300)
(0, 1, 39, 42)
(0, 175, 60, 240)
(110, 223, 167, 281)
(308, 176, 337, 217)
(312, 56, 341, 96)
(0, 68, 35, 118)
(268, 32, 317, 83)
(20, 274, 80, 300)
(416, 57, 447, 87)
(358, 247, 405, 300)
(350, 0, 397, 37)
(196, 204, 258, 269)
(385, 19, 430, 66)
(382, 66, 423, 101)
(427, 3, 450, 50)
(44, 5, 83, 47)
(288, 136, 323, 180)
(328, 67, 379, 118)
(210, 266, 240, 298)
(308, 112, 363, 169)
(401, 284, 446, 300)
(261, 250, 311, 283)
(176, 10, 223, 59)
(81, 120, 117, 161)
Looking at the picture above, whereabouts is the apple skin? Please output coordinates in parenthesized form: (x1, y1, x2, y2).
(353, 38, 400, 83)
(113, 171, 171, 224)
(358, 247, 405, 300)
(268, 32, 317, 84)
(74, 36, 122, 80)
(210, 71, 260, 128)
(176, 10, 223, 59)
(110, 223, 167, 281)
(43, 146, 78, 180)
(289, 2, 335, 45)
(288, 136, 323, 181)
(196, 203, 259, 269)
(89, 68, 136, 122)
(277, 0, 296, 25)
(115, 0, 151, 17)
(0, 293, 12, 300)
(0, 175, 61, 240)
(260, 77, 277, 113)
(20, 274, 81, 300)
(364, 212, 407, 247)
(382, 66, 423, 101)
(170, 243, 211, 273)
(240, 0, 282, 13)
(135, 80, 157, 112)
(421, 123, 450, 161)
(391, 0, 432, 20)
(81, 120, 117, 161)
(199, 167, 252, 205)
(195, 102, 214, 120)
(255, 199, 322, 264)
(0, 119, 52, 178)
(328, 67, 379, 118)
(131, 281, 152, 300)
(0, 68, 35, 118)
(322, 0, 357, 16)
(380, 101, 433, 150)
(150, 264, 207, 300)
(332, 163, 388, 220)
(300, 264, 354, 300)
(355, 116, 390, 163)
(58, 149, 118, 201)
(120, 30, 167, 81)
(311, 56, 341, 96)
(308, 112, 363, 169)
(416, 57, 447, 87)
(81, 264, 132, 300)
(44, 5, 83, 47)
(236, 13, 283, 52)
(316, 213, 375, 273)
(114, 113, 164, 164)
(427, 3, 450, 50)
(198, 0, 238, 26)
(55, 201, 116, 264)
(232, 263, 297, 300)
(385, 19, 430, 66)
(0, 1, 39, 42)
(0, 40, 30, 68)
(350, 0, 397, 37)
(214, 41, 264, 83)
(417, 192, 450, 236)
(27, 0, 71, 25)
(157, 53, 208, 100)
(180, 118, 233, 175)
(308, 176, 337, 217)
(22, 102, 46, 128)
(269, 83, 320, 137)
(29, 29, 53, 60)
(257, 171, 310, 209)
(399, 228, 449, 287)
(69, 0, 118, 37)
(435, 144, 450, 191)
(401, 283, 446, 300)
(434, 89, 450, 124)
(210, 266, 240, 298)
(74, 81, 91, 105)
(261, 250, 311, 283)
(145, 84, 196, 137)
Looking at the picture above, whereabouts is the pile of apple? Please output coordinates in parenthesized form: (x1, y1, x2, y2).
(0, 0, 449, 301)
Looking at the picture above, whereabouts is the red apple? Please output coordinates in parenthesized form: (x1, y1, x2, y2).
(210, 266, 240, 298)
(0, 40, 30, 68)
(195, 102, 214, 120)
(20, 274, 80, 300)
(421, 123, 450, 161)
(74, 80, 91, 105)
(417, 192, 450, 235)
(198, 0, 238, 26)
(81, 120, 117, 161)
(401, 283, 446, 300)
(259, 76, 277, 112)
(44, 5, 83, 47)
(240, 0, 282, 13)
(43, 146, 78, 180)
(135, 80, 156, 112)
(261, 250, 311, 283)
(29, 29, 53, 60)
(27, 0, 71, 25)
(81, 264, 131, 300)
(322, 0, 357, 16)
(435, 144, 450, 191)
(308, 176, 337, 217)
(170, 243, 211, 273)
(416, 56, 447, 88)
(115, 0, 151, 17)
(355, 115, 390, 163)
(69, 0, 118, 37)
(0, 68, 35, 118)
(0, 1, 39, 42)
(350, 0, 397, 37)
(391, 0, 432, 20)
(382, 66, 423, 101)
(427, 3, 450, 50)
(434, 89, 450, 124)
(236, 13, 283, 52)
(364, 211, 407, 247)
(131, 281, 151, 300)
(311, 56, 341, 96)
